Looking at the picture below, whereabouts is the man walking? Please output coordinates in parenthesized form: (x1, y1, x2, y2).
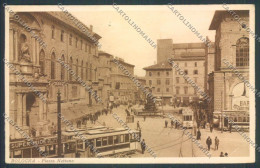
(165, 120, 168, 128)
(210, 123, 213, 133)
(215, 136, 219, 150)
(206, 136, 212, 151)
(141, 139, 146, 154)
(137, 121, 140, 130)
(196, 129, 201, 140)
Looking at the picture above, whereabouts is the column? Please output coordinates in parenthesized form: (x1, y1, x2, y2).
(36, 38, 39, 65)
(9, 29, 14, 61)
(16, 93, 23, 126)
(14, 30, 18, 62)
(43, 93, 47, 120)
(39, 96, 43, 121)
(31, 37, 36, 64)
(22, 93, 27, 126)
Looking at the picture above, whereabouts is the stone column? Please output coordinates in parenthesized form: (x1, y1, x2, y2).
(14, 30, 18, 62)
(9, 29, 14, 61)
(39, 96, 43, 121)
(43, 93, 47, 120)
(22, 93, 27, 126)
(36, 38, 40, 65)
(31, 37, 36, 64)
(16, 93, 23, 126)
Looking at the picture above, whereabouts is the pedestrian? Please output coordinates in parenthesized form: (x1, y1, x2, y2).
(139, 129, 142, 139)
(141, 139, 146, 154)
(171, 120, 174, 128)
(165, 120, 168, 128)
(224, 152, 228, 157)
(229, 123, 232, 133)
(206, 136, 212, 151)
(210, 123, 213, 133)
(215, 136, 219, 150)
(143, 116, 146, 121)
(196, 129, 201, 140)
(220, 152, 224, 157)
(137, 121, 140, 130)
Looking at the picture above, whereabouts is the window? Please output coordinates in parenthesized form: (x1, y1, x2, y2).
(194, 70, 198, 75)
(76, 37, 78, 48)
(69, 57, 73, 81)
(195, 62, 197, 67)
(157, 72, 160, 76)
(51, 25, 55, 39)
(96, 138, 102, 147)
(61, 30, 64, 42)
(149, 80, 152, 85)
(76, 59, 78, 77)
(166, 88, 169, 92)
(176, 87, 180, 94)
(61, 55, 65, 80)
(115, 82, 120, 89)
(108, 136, 113, 145)
(114, 135, 119, 144)
(51, 52, 55, 79)
(149, 72, 152, 76)
(80, 40, 83, 50)
(102, 137, 108, 146)
(69, 34, 72, 45)
(125, 134, 130, 142)
(86, 63, 88, 80)
(184, 86, 188, 94)
(157, 88, 160, 92)
(176, 77, 179, 84)
(120, 135, 124, 143)
(81, 61, 83, 79)
(236, 37, 249, 67)
(166, 71, 169, 76)
(39, 50, 45, 74)
(184, 70, 188, 75)
(157, 79, 161, 85)
(166, 79, 170, 85)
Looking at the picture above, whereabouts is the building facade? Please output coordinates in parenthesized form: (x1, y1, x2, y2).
(143, 61, 173, 105)
(208, 10, 249, 128)
(8, 12, 102, 140)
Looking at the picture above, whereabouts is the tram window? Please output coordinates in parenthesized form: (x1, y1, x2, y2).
(108, 136, 113, 145)
(238, 117, 242, 122)
(120, 135, 124, 143)
(243, 117, 246, 122)
(96, 138, 102, 147)
(32, 147, 40, 158)
(102, 137, 108, 146)
(77, 140, 83, 149)
(64, 142, 76, 154)
(114, 135, 119, 144)
(48, 145, 56, 155)
(125, 134, 130, 142)
(13, 150, 22, 158)
(23, 148, 31, 158)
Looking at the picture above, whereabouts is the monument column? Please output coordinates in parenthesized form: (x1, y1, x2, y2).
(22, 93, 27, 126)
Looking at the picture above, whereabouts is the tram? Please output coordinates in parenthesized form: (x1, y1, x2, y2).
(9, 126, 140, 158)
(182, 108, 194, 129)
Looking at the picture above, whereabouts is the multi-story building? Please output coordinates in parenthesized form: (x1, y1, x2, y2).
(8, 12, 102, 139)
(143, 61, 173, 105)
(110, 57, 136, 103)
(146, 39, 207, 106)
(208, 10, 249, 128)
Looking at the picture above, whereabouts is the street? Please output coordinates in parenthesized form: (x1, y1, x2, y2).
(89, 105, 250, 157)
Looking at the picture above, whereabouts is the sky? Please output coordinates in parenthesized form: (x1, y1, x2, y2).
(71, 5, 217, 76)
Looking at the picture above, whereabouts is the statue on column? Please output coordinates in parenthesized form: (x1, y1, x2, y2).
(20, 38, 31, 63)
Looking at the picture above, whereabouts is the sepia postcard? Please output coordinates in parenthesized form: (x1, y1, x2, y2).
(3, 4, 256, 164)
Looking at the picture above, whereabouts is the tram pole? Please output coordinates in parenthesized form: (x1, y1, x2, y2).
(57, 89, 62, 157)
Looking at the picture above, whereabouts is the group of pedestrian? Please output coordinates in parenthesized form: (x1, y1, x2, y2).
(205, 136, 220, 151)
(220, 152, 228, 157)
